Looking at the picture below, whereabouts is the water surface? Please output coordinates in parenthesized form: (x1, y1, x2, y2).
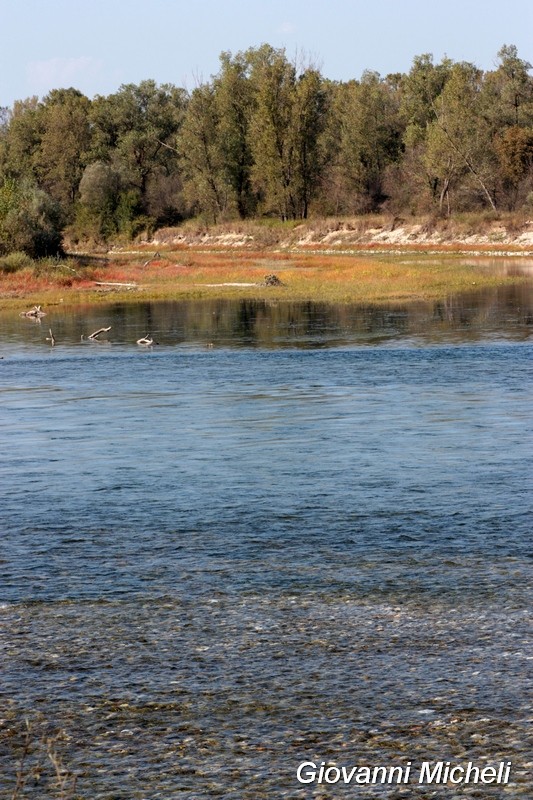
(0, 290, 532, 798)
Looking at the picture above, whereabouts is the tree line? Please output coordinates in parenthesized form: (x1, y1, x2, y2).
(1, 43, 532, 256)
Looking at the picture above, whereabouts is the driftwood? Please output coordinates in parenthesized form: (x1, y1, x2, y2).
(142, 252, 161, 268)
(46, 328, 56, 346)
(94, 281, 138, 288)
(136, 335, 154, 346)
(87, 326, 111, 340)
(21, 305, 46, 318)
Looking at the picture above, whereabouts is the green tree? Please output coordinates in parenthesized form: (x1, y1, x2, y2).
(247, 45, 326, 219)
(333, 72, 402, 212)
(480, 46, 533, 209)
(214, 51, 256, 218)
(0, 97, 42, 184)
(390, 54, 453, 211)
(34, 88, 92, 212)
(0, 178, 63, 257)
(289, 67, 328, 219)
(488, 45, 533, 127)
(178, 83, 229, 222)
(494, 125, 533, 209)
(425, 62, 497, 212)
(400, 54, 452, 147)
(247, 45, 297, 219)
(90, 81, 186, 215)
(76, 161, 122, 240)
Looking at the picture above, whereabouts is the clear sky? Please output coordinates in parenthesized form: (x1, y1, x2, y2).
(2, 0, 532, 106)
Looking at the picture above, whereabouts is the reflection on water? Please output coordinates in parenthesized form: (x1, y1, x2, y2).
(460, 256, 533, 277)
(0, 282, 532, 353)
(0, 288, 532, 798)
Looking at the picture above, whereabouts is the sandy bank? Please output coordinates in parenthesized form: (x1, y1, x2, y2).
(144, 217, 533, 254)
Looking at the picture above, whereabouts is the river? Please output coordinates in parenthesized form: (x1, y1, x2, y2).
(0, 285, 531, 798)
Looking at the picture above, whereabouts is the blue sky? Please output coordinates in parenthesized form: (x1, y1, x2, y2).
(2, 0, 532, 106)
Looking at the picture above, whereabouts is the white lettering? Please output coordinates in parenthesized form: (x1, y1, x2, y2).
(448, 766, 464, 783)
(419, 762, 444, 783)
(341, 766, 358, 783)
(324, 766, 341, 783)
(480, 766, 497, 783)
(464, 762, 480, 783)
(296, 762, 316, 784)
(355, 766, 371, 784)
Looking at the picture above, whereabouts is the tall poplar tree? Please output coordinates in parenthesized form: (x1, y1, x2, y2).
(214, 51, 256, 218)
(35, 88, 92, 212)
(247, 45, 326, 219)
(334, 72, 402, 212)
(178, 83, 229, 221)
(425, 62, 497, 212)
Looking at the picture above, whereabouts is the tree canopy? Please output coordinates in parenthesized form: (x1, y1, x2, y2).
(1, 44, 532, 252)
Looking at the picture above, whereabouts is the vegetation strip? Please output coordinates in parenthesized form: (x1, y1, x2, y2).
(1, 244, 530, 311)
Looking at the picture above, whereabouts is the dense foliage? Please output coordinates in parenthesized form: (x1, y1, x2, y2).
(1, 44, 532, 251)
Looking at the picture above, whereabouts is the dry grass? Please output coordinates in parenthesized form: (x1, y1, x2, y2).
(0, 246, 529, 311)
(9, 719, 79, 800)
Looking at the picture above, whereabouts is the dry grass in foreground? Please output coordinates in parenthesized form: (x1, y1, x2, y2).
(0, 247, 530, 311)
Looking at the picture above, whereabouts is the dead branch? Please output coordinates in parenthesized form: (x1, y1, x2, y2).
(94, 281, 138, 288)
(87, 326, 111, 340)
(136, 335, 154, 346)
(155, 137, 179, 154)
(21, 305, 46, 318)
(142, 251, 161, 267)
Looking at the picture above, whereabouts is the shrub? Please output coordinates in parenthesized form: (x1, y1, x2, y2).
(0, 179, 64, 258)
(0, 250, 33, 273)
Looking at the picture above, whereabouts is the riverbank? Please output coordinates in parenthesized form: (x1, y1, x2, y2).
(2, 216, 533, 311)
(148, 213, 533, 250)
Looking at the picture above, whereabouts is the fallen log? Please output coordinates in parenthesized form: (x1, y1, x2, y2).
(87, 326, 112, 340)
(136, 335, 154, 346)
(142, 252, 161, 267)
(94, 281, 138, 288)
(21, 305, 46, 318)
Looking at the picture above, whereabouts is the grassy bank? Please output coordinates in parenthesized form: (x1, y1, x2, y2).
(1, 238, 532, 312)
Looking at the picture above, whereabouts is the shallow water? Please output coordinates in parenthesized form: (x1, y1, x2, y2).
(0, 289, 532, 798)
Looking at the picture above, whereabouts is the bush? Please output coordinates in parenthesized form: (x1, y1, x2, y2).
(0, 179, 64, 258)
(0, 250, 33, 273)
